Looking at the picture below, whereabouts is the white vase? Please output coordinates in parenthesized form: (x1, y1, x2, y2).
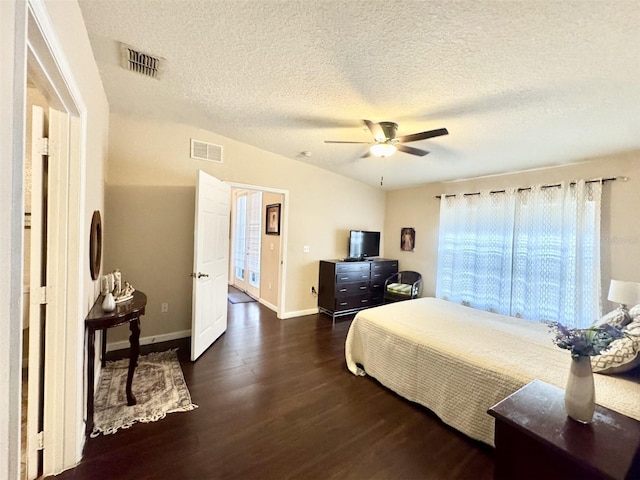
(564, 355, 595, 424)
(102, 292, 116, 312)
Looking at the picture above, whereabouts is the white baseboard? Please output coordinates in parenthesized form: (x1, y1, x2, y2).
(280, 307, 319, 319)
(258, 298, 277, 312)
(106, 329, 191, 352)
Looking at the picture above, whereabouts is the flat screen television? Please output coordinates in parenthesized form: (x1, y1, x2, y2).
(349, 230, 380, 259)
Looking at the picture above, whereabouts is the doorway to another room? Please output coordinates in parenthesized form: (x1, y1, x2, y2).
(231, 190, 262, 299)
(229, 187, 284, 314)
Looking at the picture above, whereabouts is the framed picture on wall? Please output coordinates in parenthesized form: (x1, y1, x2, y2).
(401, 227, 415, 252)
(266, 203, 281, 235)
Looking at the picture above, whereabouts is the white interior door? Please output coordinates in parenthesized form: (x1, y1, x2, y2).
(191, 171, 230, 361)
(26, 105, 46, 479)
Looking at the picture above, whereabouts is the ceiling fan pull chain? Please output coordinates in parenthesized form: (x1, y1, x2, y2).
(380, 158, 384, 186)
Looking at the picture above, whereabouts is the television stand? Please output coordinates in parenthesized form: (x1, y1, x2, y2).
(318, 258, 398, 321)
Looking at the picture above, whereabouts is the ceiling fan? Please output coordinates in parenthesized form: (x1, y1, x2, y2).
(325, 120, 449, 158)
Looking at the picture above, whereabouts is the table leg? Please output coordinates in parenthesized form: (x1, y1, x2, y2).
(86, 327, 95, 436)
(126, 317, 140, 406)
(101, 327, 107, 367)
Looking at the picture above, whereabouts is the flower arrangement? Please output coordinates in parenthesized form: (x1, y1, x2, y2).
(546, 321, 625, 358)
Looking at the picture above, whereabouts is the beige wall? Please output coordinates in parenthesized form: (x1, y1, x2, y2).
(105, 113, 385, 342)
(261, 192, 284, 308)
(385, 151, 640, 311)
(105, 186, 195, 341)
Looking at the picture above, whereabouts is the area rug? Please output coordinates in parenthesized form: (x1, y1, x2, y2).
(91, 349, 197, 437)
(228, 290, 256, 304)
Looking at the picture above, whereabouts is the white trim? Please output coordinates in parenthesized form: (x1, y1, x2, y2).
(227, 181, 289, 320)
(280, 308, 319, 319)
(1, 1, 27, 478)
(258, 298, 277, 312)
(27, 0, 87, 474)
(106, 330, 191, 353)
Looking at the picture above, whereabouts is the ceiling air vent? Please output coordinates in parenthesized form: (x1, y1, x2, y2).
(120, 43, 164, 79)
(190, 139, 223, 163)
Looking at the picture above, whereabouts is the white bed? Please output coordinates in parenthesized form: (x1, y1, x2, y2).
(345, 297, 640, 446)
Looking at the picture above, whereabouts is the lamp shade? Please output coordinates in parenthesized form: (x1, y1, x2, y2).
(607, 280, 640, 307)
(370, 143, 397, 158)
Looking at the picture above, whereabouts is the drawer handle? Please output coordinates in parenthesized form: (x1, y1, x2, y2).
(339, 288, 347, 292)
(361, 299, 369, 303)
(359, 286, 367, 290)
(340, 277, 349, 280)
(339, 302, 348, 306)
(361, 275, 368, 279)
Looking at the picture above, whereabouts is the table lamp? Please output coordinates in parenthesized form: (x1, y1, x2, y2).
(607, 279, 640, 312)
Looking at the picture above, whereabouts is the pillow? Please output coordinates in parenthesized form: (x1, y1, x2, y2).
(592, 308, 631, 328)
(629, 304, 640, 322)
(592, 322, 640, 375)
(386, 283, 412, 295)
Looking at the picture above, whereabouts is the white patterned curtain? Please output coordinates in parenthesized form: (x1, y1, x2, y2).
(511, 181, 601, 327)
(436, 180, 602, 328)
(436, 190, 516, 315)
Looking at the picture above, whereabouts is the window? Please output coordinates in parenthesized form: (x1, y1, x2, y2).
(436, 181, 602, 328)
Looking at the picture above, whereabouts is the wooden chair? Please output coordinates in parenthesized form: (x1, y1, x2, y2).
(384, 271, 422, 303)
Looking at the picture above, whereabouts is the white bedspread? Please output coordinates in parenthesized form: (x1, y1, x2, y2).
(345, 297, 640, 446)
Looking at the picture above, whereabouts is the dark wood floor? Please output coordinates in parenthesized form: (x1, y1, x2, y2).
(53, 301, 494, 479)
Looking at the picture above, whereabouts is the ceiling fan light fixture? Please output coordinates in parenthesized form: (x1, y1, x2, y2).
(370, 143, 397, 158)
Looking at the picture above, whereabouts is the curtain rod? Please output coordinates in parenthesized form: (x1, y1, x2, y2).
(435, 176, 625, 199)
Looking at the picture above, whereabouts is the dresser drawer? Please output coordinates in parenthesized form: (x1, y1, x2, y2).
(370, 280, 386, 292)
(336, 270, 370, 284)
(336, 281, 369, 297)
(335, 294, 373, 311)
(336, 262, 370, 274)
(371, 261, 397, 278)
(371, 260, 398, 273)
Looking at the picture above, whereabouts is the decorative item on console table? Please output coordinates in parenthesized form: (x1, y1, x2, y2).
(101, 269, 136, 304)
(546, 321, 626, 424)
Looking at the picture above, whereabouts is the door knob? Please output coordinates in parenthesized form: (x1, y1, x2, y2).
(197, 272, 209, 278)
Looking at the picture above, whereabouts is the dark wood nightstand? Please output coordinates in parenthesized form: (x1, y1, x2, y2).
(488, 379, 640, 480)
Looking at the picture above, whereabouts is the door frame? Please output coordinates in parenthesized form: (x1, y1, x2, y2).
(24, 0, 85, 475)
(228, 182, 289, 319)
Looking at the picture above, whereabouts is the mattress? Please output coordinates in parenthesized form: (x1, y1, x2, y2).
(345, 297, 640, 446)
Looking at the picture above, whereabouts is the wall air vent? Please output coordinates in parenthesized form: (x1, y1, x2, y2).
(120, 43, 164, 79)
(190, 139, 223, 163)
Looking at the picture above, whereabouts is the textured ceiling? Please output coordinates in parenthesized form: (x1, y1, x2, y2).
(78, 0, 640, 190)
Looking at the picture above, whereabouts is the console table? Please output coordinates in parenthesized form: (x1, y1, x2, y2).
(318, 259, 398, 320)
(488, 379, 640, 480)
(85, 290, 147, 435)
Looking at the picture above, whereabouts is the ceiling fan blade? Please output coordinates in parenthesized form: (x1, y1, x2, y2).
(361, 150, 371, 158)
(397, 144, 429, 156)
(324, 140, 370, 144)
(363, 119, 385, 142)
(397, 127, 449, 144)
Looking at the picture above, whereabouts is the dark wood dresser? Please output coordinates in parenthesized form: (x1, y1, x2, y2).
(318, 258, 398, 321)
(488, 379, 640, 480)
